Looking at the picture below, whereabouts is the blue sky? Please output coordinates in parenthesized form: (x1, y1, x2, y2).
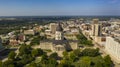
(0, 0, 120, 16)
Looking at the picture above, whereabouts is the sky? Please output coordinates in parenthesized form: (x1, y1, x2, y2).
(0, 0, 120, 16)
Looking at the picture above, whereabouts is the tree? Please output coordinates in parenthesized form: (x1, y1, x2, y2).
(41, 54, 48, 65)
(76, 34, 93, 46)
(59, 59, 73, 67)
(81, 48, 100, 57)
(92, 56, 104, 67)
(48, 58, 58, 67)
(19, 44, 32, 56)
(49, 52, 58, 59)
(37, 48, 44, 56)
(30, 36, 47, 45)
(73, 49, 81, 57)
(26, 62, 38, 67)
(16, 54, 34, 67)
(85, 40, 93, 46)
(94, 61, 103, 67)
(30, 36, 40, 45)
(8, 51, 16, 60)
(9, 64, 15, 67)
(104, 55, 113, 67)
(79, 56, 91, 67)
(0, 60, 2, 67)
(63, 51, 68, 57)
(31, 49, 39, 57)
(2, 59, 15, 67)
(69, 52, 76, 62)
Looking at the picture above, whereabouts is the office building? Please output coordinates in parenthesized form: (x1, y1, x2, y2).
(105, 36, 120, 63)
(91, 19, 102, 36)
(50, 23, 57, 34)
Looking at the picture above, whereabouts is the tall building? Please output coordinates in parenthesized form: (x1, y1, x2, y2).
(91, 19, 102, 36)
(55, 22, 64, 40)
(105, 36, 120, 63)
(50, 23, 57, 34)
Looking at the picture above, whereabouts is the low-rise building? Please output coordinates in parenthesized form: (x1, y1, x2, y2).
(24, 30, 36, 35)
(9, 39, 19, 46)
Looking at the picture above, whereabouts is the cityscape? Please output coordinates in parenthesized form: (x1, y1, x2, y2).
(0, 0, 120, 67)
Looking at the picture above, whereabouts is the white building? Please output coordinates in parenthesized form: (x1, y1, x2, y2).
(105, 36, 120, 63)
(24, 30, 36, 35)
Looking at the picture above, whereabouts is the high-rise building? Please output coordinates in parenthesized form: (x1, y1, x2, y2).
(55, 22, 64, 40)
(91, 19, 102, 36)
(50, 23, 57, 34)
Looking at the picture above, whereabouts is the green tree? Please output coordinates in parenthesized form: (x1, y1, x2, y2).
(49, 52, 58, 59)
(41, 54, 48, 65)
(73, 49, 81, 57)
(26, 62, 38, 67)
(9, 64, 15, 67)
(31, 49, 39, 57)
(19, 44, 32, 56)
(59, 59, 73, 67)
(81, 48, 100, 57)
(2, 59, 15, 67)
(79, 56, 91, 67)
(85, 40, 93, 46)
(76, 34, 93, 46)
(94, 61, 103, 67)
(0, 60, 2, 67)
(8, 51, 16, 60)
(16, 54, 34, 67)
(62, 51, 68, 59)
(69, 52, 76, 62)
(48, 58, 58, 67)
(37, 48, 44, 56)
(30, 36, 47, 45)
(104, 55, 113, 67)
(92, 56, 104, 67)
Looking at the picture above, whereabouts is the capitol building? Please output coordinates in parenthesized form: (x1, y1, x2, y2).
(39, 23, 78, 56)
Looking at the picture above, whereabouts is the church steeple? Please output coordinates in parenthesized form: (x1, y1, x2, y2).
(55, 22, 64, 40)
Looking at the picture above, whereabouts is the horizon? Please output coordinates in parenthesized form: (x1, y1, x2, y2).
(0, 15, 120, 17)
(0, 0, 120, 16)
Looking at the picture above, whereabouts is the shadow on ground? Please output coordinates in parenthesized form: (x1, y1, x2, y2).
(0, 49, 17, 60)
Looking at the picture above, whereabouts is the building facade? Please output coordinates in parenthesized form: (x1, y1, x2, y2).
(50, 23, 57, 34)
(91, 19, 103, 44)
(105, 36, 120, 63)
(91, 19, 102, 37)
(24, 30, 36, 35)
(39, 23, 78, 56)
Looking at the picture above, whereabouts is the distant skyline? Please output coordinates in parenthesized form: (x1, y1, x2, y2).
(0, 0, 120, 16)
